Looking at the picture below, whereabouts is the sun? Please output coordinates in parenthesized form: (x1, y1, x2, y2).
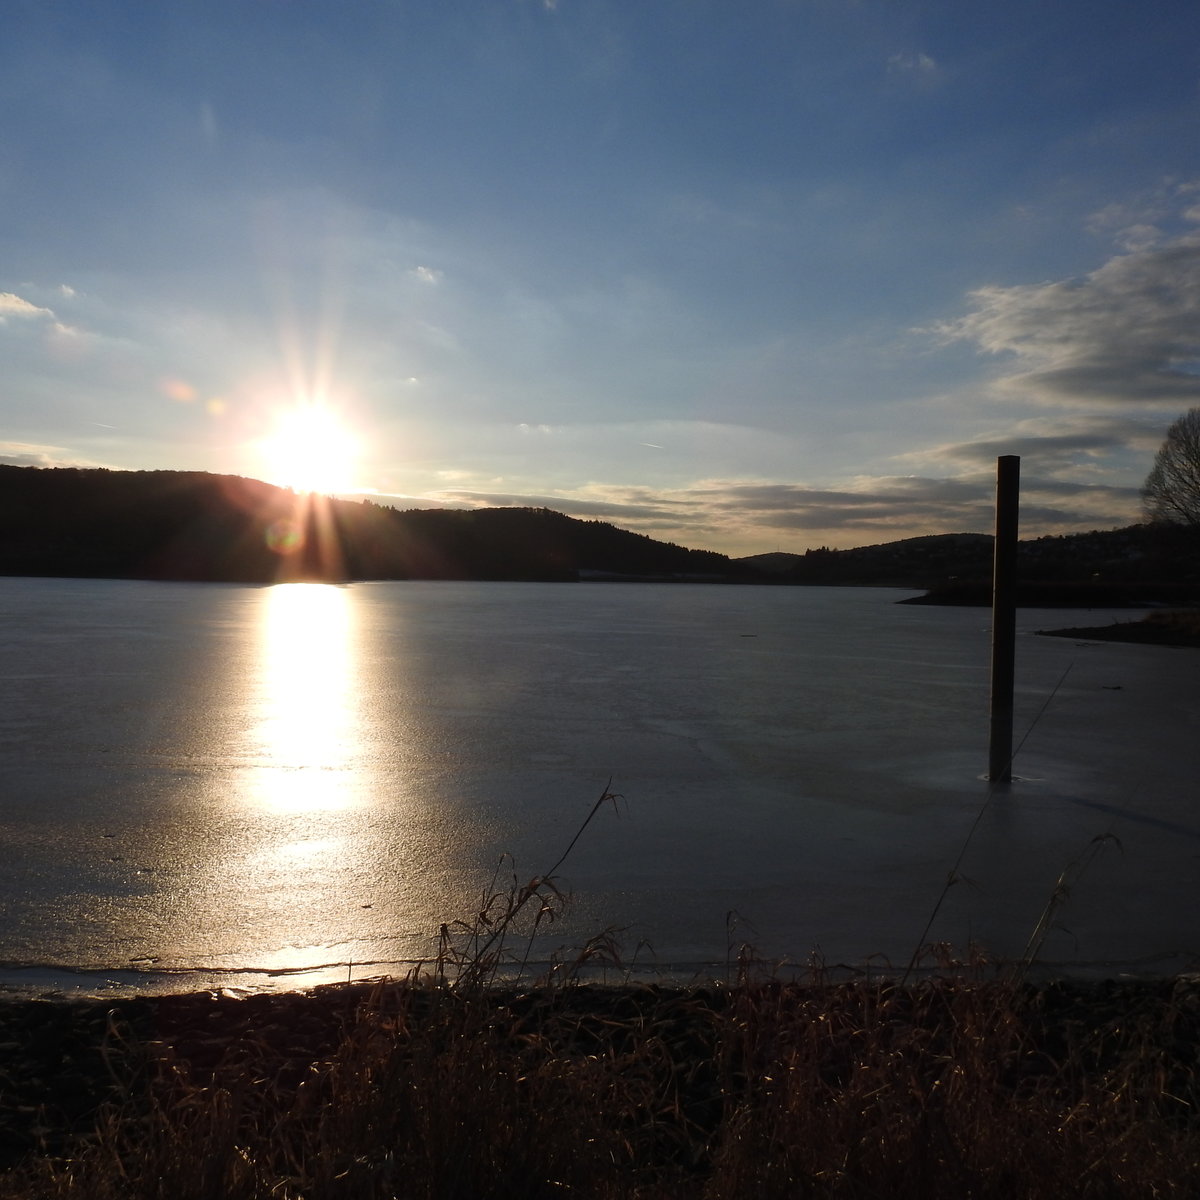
(257, 401, 361, 495)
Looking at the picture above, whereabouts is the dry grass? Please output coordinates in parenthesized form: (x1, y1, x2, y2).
(1, 972, 1198, 1199)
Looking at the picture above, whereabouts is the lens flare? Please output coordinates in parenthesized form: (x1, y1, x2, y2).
(265, 518, 304, 556)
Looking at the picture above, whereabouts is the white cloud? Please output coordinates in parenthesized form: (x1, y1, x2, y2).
(0, 440, 104, 468)
(933, 229, 1200, 407)
(412, 265, 443, 284)
(0, 292, 54, 323)
(887, 51, 937, 76)
(1112, 224, 1161, 253)
(1086, 201, 1163, 240)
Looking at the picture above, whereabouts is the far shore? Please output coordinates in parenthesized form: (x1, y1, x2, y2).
(1037, 609, 1200, 649)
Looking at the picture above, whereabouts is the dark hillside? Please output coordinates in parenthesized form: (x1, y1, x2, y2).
(0, 466, 734, 584)
(740, 533, 993, 588)
(8, 465, 1196, 595)
(740, 526, 1200, 604)
(0, 467, 297, 582)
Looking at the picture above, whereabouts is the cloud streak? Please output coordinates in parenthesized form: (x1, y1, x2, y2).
(0, 440, 105, 468)
(905, 413, 1167, 475)
(936, 221, 1200, 408)
(887, 51, 937, 77)
(405, 468, 1141, 556)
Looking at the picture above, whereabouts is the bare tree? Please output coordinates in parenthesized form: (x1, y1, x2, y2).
(1142, 408, 1200, 526)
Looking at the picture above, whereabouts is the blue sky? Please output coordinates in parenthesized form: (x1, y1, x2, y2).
(3, 0, 1200, 555)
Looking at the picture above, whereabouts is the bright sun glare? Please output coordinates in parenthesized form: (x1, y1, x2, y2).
(258, 401, 360, 495)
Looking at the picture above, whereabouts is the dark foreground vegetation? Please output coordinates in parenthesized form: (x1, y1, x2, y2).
(1, 971, 1198, 1199)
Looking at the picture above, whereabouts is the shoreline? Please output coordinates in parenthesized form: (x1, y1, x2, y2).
(1038, 611, 1200, 649)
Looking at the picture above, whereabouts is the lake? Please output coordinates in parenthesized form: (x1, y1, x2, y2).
(1, 577, 1197, 994)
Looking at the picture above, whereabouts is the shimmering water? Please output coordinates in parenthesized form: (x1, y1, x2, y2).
(1, 577, 1197, 994)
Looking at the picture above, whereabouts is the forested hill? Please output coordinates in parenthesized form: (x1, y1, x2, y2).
(0, 466, 734, 583)
(6, 465, 1196, 594)
(740, 526, 1200, 604)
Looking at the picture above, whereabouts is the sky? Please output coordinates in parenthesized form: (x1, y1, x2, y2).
(3, 1, 1200, 557)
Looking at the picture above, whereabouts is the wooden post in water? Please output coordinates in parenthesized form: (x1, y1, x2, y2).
(988, 455, 1020, 782)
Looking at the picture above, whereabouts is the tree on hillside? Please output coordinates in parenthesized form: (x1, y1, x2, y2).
(1142, 408, 1200, 526)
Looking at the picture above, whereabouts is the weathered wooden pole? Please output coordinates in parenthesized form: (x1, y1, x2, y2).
(988, 455, 1020, 782)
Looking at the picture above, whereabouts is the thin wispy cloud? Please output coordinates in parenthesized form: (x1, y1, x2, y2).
(887, 51, 937, 76)
(0, 440, 103, 468)
(935, 215, 1200, 409)
(414, 470, 1138, 556)
(904, 413, 1166, 475)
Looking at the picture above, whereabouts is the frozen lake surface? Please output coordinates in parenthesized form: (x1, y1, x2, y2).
(1, 577, 1197, 995)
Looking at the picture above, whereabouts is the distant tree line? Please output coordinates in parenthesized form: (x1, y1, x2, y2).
(754, 526, 1200, 604)
(0, 467, 736, 584)
(4, 464, 1198, 598)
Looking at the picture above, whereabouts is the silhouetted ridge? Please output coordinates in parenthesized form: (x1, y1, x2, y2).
(7, 466, 1196, 595)
(0, 467, 733, 584)
(737, 526, 1200, 603)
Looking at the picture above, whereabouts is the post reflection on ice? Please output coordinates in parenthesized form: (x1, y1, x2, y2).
(250, 582, 359, 812)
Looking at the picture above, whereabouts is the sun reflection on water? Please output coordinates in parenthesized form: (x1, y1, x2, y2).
(250, 582, 360, 812)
